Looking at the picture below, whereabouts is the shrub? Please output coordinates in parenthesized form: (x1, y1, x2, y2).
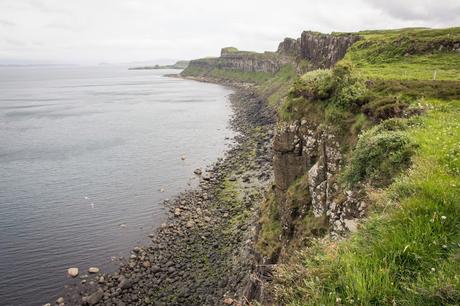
(342, 121, 416, 187)
(369, 79, 460, 100)
(283, 61, 371, 128)
(362, 96, 410, 122)
(289, 69, 334, 100)
(324, 104, 351, 127)
(334, 79, 369, 110)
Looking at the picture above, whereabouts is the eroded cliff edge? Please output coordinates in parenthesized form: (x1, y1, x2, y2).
(182, 27, 460, 305)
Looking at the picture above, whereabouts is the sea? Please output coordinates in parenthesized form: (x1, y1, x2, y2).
(0, 65, 234, 305)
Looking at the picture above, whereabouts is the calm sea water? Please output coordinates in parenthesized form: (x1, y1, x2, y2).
(0, 66, 234, 305)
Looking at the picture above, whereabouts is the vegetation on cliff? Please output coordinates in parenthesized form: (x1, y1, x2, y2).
(181, 26, 460, 305)
(274, 99, 460, 305)
(270, 27, 460, 305)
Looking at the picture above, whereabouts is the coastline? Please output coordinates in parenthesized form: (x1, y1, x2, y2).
(59, 78, 275, 305)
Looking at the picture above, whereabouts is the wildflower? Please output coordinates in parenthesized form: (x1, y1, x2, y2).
(441, 216, 447, 220)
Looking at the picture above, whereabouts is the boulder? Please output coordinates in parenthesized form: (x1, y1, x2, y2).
(88, 267, 100, 274)
(85, 289, 104, 305)
(67, 267, 79, 278)
(118, 276, 133, 289)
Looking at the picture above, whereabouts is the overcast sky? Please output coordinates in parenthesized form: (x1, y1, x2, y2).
(0, 0, 459, 65)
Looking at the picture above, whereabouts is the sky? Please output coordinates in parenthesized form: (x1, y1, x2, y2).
(0, 0, 459, 65)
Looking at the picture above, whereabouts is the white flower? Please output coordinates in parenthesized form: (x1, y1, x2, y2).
(441, 216, 447, 220)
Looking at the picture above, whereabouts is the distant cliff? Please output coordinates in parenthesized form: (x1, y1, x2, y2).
(182, 32, 360, 80)
(129, 60, 189, 70)
(300, 31, 360, 68)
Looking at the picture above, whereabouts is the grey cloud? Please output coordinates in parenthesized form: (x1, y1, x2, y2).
(25, 0, 70, 14)
(0, 19, 15, 27)
(3, 38, 27, 47)
(367, 0, 460, 22)
(0, 0, 459, 64)
(44, 22, 76, 31)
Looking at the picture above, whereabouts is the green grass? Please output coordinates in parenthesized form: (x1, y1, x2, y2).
(256, 194, 283, 260)
(274, 99, 460, 305)
(181, 65, 274, 84)
(345, 27, 460, 81)
(256, 65, 298, 106)
(351, 53, 460, 81)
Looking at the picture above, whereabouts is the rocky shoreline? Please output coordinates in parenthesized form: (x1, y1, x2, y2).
(57, 81, 276, 305)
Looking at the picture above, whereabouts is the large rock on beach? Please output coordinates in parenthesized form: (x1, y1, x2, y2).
(67, 267, 79, 278)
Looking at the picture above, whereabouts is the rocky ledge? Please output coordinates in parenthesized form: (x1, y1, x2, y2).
(57, 83, 275, 305)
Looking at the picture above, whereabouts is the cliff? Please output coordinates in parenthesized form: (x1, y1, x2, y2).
(258, 27, 460, 305)
(300, 31, 360, 68)
(182, 32, 359, 81)
(182, 27, 460, 305)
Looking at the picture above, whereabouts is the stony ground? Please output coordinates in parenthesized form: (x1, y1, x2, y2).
(58, 87, 276, 306)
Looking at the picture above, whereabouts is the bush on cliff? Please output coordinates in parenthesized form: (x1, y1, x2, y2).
(342, 119, 416, 187)
(362, 96, 411, 122)
(288, 60, 367, 107)
(281, 60, 372, 135)
(290, 69, 334, 100)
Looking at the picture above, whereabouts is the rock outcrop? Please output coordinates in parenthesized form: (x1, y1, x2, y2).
(273, 120, 365, 238)
(277, 37, 301, 58)
(300, 31, 360, 68)
(183, 31, 359, 79)
(219, 48, 281, 73)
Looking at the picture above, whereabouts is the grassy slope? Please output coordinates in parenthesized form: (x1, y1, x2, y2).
(182, 62, 298, 107)
(275, 99, 460, 305)
(272, 28, 460, 305)
(345, 28, 460, 80)
(181, 64, 275, 84)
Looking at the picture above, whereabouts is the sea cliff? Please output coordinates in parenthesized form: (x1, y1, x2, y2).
(182, 27, 460, 305)
(62, 27, 460, 305)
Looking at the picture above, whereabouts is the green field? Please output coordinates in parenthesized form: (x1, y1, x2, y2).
(345, 28, 460, 81)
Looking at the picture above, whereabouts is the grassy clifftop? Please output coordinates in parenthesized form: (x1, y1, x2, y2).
(182, 28, 460, 304)
(346, 27, 460, 80)
(268, 27, 460, 305)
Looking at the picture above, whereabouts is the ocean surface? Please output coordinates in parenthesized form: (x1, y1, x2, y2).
(0, 66, 234, 305)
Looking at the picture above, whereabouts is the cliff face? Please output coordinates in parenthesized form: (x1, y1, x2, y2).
(277, 37, 301, 58)
(273, 121, 365, 239)
(185, 57, 220, 71)
(300, 31, 360, 68)
(182, 32, 359, 79)
(183, 48, 283, 76)
(182, 30, 364, 245)
(218, 49, 281, 73)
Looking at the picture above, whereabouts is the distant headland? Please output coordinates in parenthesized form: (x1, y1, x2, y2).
(128, 60, 189, 70)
